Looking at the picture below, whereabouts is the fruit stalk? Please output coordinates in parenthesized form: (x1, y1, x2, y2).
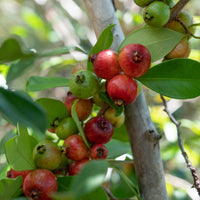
(84, 0, 168, 199)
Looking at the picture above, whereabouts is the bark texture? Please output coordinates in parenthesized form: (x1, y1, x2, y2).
(84, 0, 168, 199)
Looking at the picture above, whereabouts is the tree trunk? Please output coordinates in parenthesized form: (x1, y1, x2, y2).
(84, 0, 169, 199)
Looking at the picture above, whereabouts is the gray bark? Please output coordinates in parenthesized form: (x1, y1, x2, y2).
(84, 0, 169, 199)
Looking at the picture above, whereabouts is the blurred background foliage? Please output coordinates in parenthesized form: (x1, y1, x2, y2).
(0, 0, 200, 199)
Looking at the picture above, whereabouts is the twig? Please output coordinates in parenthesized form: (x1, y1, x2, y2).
(167, 0, 190, 24)
(175, 19, 200, 39)
(160, 95, 200, 196)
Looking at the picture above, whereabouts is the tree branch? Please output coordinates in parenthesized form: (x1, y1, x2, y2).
(160, 95, 200, 196)
(84, 1, 168, 199)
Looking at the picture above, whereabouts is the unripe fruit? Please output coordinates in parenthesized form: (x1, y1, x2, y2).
(64, 91, 93, 121)
(104, 107, 125, 128)
(23, 169, 58, 200)
(143, 1, 170, 27)
(92, 81, 106, 107)
(107, 74, 138, 106)
(91, 50, 121, 79)
(84, 116, 113, 144)
(69, 70, 99, 99)
(63, 135, 89, 161)
(118, 43, 151, 78)
(55, 117, 78, 140)
(134, 0, 155, 8)
(165, 38, 191, 59)
(36, 98, 69, 129)
(69, 159, 89, 176)
(166, 10, 195, 38)
(91, 144, 108, 159)
(33, 140, 62, 170)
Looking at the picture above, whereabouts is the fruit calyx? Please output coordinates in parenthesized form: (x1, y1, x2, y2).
(96, 147, 106, 158)
(98, 120, 109, 130)
(89, 53, 97, 63)
(36, 144, 46, 154)
(30, 189, 40, 200)
(114, 99, 124, 107)
(75, 74, 85, 84)
(132, 51, 143, 62)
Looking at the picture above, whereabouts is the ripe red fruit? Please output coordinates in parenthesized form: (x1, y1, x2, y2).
(91, 49, 121, 79)
(63, 135, 89, 161)
(23, 169, 58, 200)
(84, 116, 113, 144)
(118, 43, 151, 77)
(107, 74, 138, 106)
(64, 91, 93, 121)
(69, 159, 89, 175)
(91, 144, 108, 159)
(7, 168, 32, 184)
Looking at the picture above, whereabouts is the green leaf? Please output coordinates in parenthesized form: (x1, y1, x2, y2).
(0, 88, 48, 133)
(99, 92, 124, 116)
(0, 131, 16, 155)
(0, 37, 35, 63)
(0, 163, 10, 180)
(38, 46, 87, 57)
(6, 58, 35, 83)
(112, 124, 129, 142)
(80, 186, 109, 200)
(4, 124, 37, 170)
(0, 176, 23, 200)
(71, 100, 90, 149)
(137, 58, 200, 99)
(105, 139, 131, 159)
(118, 27, 184, 62)
(57, 176, 73, 192)
(87, 24, 115, 71)
(70, 160, 109, 198)
(26, 76, 69, 91)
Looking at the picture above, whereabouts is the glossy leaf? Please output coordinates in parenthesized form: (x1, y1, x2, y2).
(57, 176, 73, 192)
(4, 124, 37, 170)
(0, 37, 35, 63)
(70, 160, 109, 198)
(6, 58, 35, 83)
(26, 76, 69, 91)
(87, 24, 115, 71)
(0, 176, 23, 200)
(0, 88, 48, 133)
(71, 100, 91, 149)
(137, 58, 200, 99)
(118, 27, 184, 62)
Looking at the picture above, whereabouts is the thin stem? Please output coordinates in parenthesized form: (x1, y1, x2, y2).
(160, 95, 200, 196)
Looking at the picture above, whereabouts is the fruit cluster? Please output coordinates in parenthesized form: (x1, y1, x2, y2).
(134, 0, 195, 59)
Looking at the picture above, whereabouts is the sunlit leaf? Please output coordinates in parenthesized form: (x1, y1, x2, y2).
(137, 58, 200, 99)
(87, 24, 115, 71)
(118, 27, 184, 62)
(4, 124, 37, 171)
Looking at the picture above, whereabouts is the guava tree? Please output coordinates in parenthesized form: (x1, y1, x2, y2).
(0, 0, 200, 200)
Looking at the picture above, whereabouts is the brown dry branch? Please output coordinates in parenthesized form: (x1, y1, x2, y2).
(160, 95, 200, 196)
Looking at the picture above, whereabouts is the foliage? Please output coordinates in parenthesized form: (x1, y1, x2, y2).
(0, 0, 200, 199)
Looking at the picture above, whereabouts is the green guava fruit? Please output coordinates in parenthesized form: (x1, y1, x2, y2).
(36, 98, 69, 129)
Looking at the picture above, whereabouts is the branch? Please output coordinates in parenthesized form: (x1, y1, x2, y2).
(160, 95, 200, 196)
(166, 0, 190, 24)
